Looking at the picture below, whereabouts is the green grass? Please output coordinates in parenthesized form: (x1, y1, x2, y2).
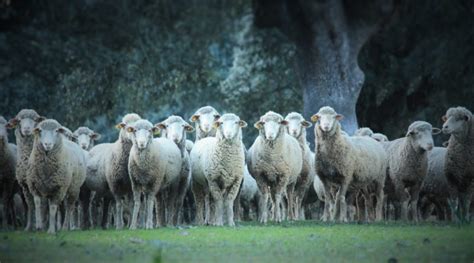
(1, 221, 473, 263)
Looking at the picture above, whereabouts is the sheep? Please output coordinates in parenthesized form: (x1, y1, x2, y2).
(0, 116, 17, 228)
(247, 111, 303, 223)
(185, 140, 194, 152)
(126, 119, 182, 229)
(419, 147, 451, 220)
(189, 106, 220, 141)
(191, 113, 247, 226)
(372, 133, 389, 142)
(104, 113, 141, 229)
(310, 106, 386, 222)
(7, 109, 44, 231)
(354, 127, 374, 137)
(27, 119, 86, 234)
(284, 112, 315, 220)
(239, 166, 259, 221)
(383, 121, 439, 221)
(155, 115, 194, 225)
(441, 106, 474, 221)
(73, 127, 101, 151)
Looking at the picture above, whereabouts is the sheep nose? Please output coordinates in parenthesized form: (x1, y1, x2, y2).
(426, 143, 433, 150)
(81, 144, 88, 149)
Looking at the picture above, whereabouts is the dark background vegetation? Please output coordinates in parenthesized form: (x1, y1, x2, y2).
(0, 0, 473, 145)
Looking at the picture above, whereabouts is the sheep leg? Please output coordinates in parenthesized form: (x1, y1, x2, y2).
(258, 184, 269, 224)
(374, 182, 384, 221)
(336, 181, 349, 223)
(145, 193, 155, 229)
(130, 190, 141, 230)
(33, 195, 43, 231)
(208, 180, 224, 226)
(47, 201, 58, 234)
(21, 185, 34, 231)
(286, 183, 296, 221)
(101, 197, 111, 229)
(460, 192, 472, 222)
(114, 197, 124, 229)
(2, 187, 9, 228)
(225, 179, 242, 227)
(408, 187, 421, 222)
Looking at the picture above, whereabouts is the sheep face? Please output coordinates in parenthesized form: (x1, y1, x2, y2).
(354, 127, 374, 137)
(372, 133, 388, 142)
(285, 113, 312, 138)
(442, 107, 472, 136)
(127, 120, 157, 150)
(214, 114, 247, 140)
(156, 116, 194, 144)
(74, 127, 101, 150)
(311, 107, 343, 133)
(8, 109, 44, 137)
(255, 112, 287, 141)
(406, 121, 435, 152)
(190, 106, 220, 133)
(34, 120, 65, 152)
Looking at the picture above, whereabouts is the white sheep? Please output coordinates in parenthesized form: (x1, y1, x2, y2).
(354, 127, 374, 137)
(284, 112, 315, 220)
(7, 109, 44, 231)
(191, 113, 247, 226)
(239, 166, 259, 221)
(441, 106, 474, 221)
(0, 116, 17, 228)
(73, 127, 101, 151)
(419, 147, 451, 220)
(189, 106, 220, 141)
(383, 121, 439, 221)
(27, 119, 86, 234)
(126, 119, 182, 229)
(311, 106, 386, 222)
(104, 113, 141, 229)
(155, 115, 194, 225)
(372, 133, 389, 142)
(247, 111, 303, 223)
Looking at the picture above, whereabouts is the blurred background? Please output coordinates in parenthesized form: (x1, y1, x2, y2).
(0, 0, 473, 146)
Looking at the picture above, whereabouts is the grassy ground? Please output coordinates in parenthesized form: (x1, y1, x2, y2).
(0, 221, 473, 263)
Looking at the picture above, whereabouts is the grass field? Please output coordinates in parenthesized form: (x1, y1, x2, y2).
(1, 221, 473, 263)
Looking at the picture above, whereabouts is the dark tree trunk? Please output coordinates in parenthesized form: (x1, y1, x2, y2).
(254, 0, 397, 144)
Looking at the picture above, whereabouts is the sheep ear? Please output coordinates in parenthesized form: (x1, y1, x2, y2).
(90, 133, 101, 141)
(239, 120, 248, 128)
(190, 115, 200, 122)
(213, 121, 221, 129)
(184, 124, 194, 132)
(441, 115, 447, 122)
(57, 127, 65, 134)
(214, 114, 221, 121)
(464, 114, 471, 122)
(115, 122, 126, 129)
(151, 127, 159, 134)
(310, 114, 320, 123)
(33, 127, 41, 135)
(6, 118, 19, 129)
(442, 141, 449, 147)
(432, 128, 441, 135)
(301, 120, 312, 128)
(35, 116, 46, 123)
(126, 126, 135, 133)
(405, 129, 415, 137)
(336, 114, 344, 121)
(155, 123, 167, 130)
(280, 120, 288, 126)
(254, 121, 264, 130)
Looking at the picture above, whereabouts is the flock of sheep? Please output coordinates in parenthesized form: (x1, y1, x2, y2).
(0, 105, 472, 234)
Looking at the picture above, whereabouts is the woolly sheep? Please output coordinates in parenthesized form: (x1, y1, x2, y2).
(248, 111, 303, 223)
(27, 119, 86, 234)
(442, 106, 474, 221)
(311, 106, 387, 222)
(0, 116, 17, 228)
(73, 127, 101, 151)
(155, 115, 194, 225)
(191, 113, 247, 226)
(189, 106, 220, 141)
(383, 121, 439, 221)
(126, 120, 182, 229)
(7, 109, 44, 231)
(284, 112, 315, 220)
(354, 127, 374, 137)
(419, 147, 451, 220)
(239, 166, 259, 221)
(105, 113, 141, 229)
